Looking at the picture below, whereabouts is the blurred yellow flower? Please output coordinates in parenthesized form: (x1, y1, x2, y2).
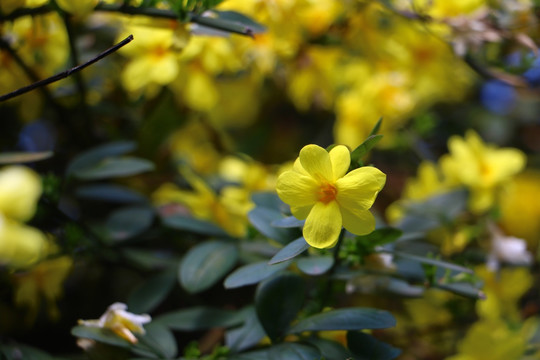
(0, 165, 42, 222)
(499, 170, 540, 247)
(440, 130, 526, 213)
(13, 256, 73, 323)
(0, 166, 47, 269)
(276, 144, 385, 248)
(78, 302, 151, 344)
(153, 168, 251, 237)
(56, 0, 98, 17)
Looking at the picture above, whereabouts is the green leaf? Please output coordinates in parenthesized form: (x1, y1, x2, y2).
(306, 338, 353, 360)
(225, 306, 266, 352)
(380, 249, 473, 274)
(161, 214, 229, 237)
(268, 237, 309, 264)
(255, 273, 305, 342)
(0, 343, 55, 360)
(357, 228, 402, 247)
(350, 135, 383, 165)
(268, 343, 322, 360)
(75, 184, 147, 203)
(433, 282, 486, 299)
(190, 10, 265, 37)
(368, 117, 383, 137)
(139, 322, 178, 359)
(288, 308, 396, 333)
(66, 141, 136, 176)
(0, 151, 53, 164)
(71, 325, 132, 348)
(128, 267, 177, 314)
(224, 260, 291, 289)
(156, 307, 242, 331)
(106, 206, 154, 241)
(296, 256, 334, 276)
(251, 192, 286, 211)
(347, 331, 401, 360)
(248, 207, 295, 244)
(179, 241, 238, 293)
(121, 248, 178, 271)
(271, 216, 305, 228)
(73, 157, 154, 180)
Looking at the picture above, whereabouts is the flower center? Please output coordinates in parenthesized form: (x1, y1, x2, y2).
(318, 182, 337, 204)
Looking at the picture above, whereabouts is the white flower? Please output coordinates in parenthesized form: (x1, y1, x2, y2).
(487, 223, 533, 271)
(78, 302, 151, 344)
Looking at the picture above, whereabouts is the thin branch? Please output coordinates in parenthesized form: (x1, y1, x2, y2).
(1, 2, 258, 37)
(0, 34, 134, 102)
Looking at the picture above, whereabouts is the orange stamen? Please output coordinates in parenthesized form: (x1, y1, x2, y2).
(318, 182, 337, 204)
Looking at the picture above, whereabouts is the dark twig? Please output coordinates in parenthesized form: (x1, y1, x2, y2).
(0, 34, 134, 102)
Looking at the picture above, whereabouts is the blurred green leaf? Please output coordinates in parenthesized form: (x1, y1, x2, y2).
(357, 228, 402, 247)
(380, 249, 473, 274)
(156, 307, 242, 331)
(350, 134, 383, 165)
(121, 248, 178, 271)
(306, 338, 353, 360)
(0, 151, 53, 164)
(268, 237, 309, 264)
(72, 157, 154, 180)
(268, 343, 322, 360)
(128, 267, 177, 313)
(288, 308, 396, 333)
(224, 260, 291, 289)
(161, 214, 229, 237)
(248, 207, 295, 244)
(433, 282, 486, 299)
(296, 256, 334, 276)
(0, 343, 55, 360)
(75, 184, 147, 203)
(225, 306, 266, 352)
(179, 241, 238, 293)
(189, 10, 265, 37)
(213, 10, 266, 33)
(251, 192, 286, 211)
(66, 141, 136, 176)
(255, 273, 305, 342)
(139, 322, 178, 359)
(347, 331, 401, 360)
(106, 206, 155, 241)
(271, 216, 304, 228)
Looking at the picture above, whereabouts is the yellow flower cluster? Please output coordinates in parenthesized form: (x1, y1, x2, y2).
(0, 166, 46, 268)
(387, 130, 526, 223)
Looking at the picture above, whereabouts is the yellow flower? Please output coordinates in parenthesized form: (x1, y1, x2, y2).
(13, 256, 73, 323)
(276, 144, 386, 248)
(153, 168, 252, 237)
(0, 165, 42, 222)
(56, 0, 98, 17)
(78, 302, 151, 344)
(0, 215, 46, 268)
(440, 130, 526, 213)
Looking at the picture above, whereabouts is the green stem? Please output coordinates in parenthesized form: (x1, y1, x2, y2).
(321, 229, 345, 308)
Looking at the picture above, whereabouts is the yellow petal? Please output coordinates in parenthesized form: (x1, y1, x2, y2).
(303, 201, 342, 248)
(341, 207, 375, 236)
(276, 171, 318, 207)
(299, 145, 333, 182)
(329, 145, 350, 180)
(290, 204, 312, 220)
(336, 167, 386, 210)
(151, 54, 179, 85)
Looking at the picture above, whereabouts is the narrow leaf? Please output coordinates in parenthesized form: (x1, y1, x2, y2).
(271, 216, 305, 228)
(75, 184, 147, 203)
(268, 343, 321, 360)
(288, 308, 396, 333)
(128, 267, 177, 314)
(156, 307, 242, 331)
(296, 256, 334, 276)
(225, 307, 266, 352)
(0, 151, 52, 164)
(161, 214, 229, 237)
(269, 237, 309, 264)
(347, 331, 401, 360)
(179, 241, 238, 293)
(350, 134, 383, 164)
(73, 157, 154, 180)
(255, 273, 305, 342)
(379, 249, 473, 274)
(106, 206, 154, 241)
(224, 260, 291, 289)
(248, 207, 295, 244)
(66, 141, 136, 176)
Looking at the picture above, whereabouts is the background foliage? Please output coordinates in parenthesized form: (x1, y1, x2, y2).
(1, 0, 540, 359)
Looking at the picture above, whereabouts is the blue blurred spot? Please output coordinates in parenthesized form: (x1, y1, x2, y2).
(523, 58, 540, 87)
(480, 80, 516, 115)
(17, 120, 56, 152)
